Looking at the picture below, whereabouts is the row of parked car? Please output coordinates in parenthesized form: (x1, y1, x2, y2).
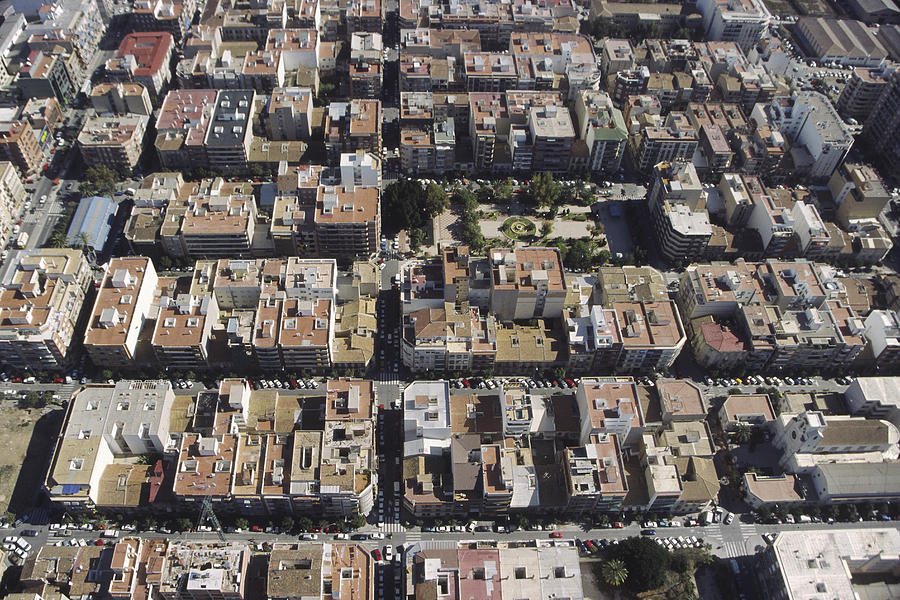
(2, 535, 31, 564)
(249, 379, 319, 390)
(703, 375, 823, 387)
(450, 377, 580, 390)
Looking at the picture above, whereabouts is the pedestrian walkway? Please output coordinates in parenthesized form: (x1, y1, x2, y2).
(379, 371, 401, 385)
(721, 539, 745, 557)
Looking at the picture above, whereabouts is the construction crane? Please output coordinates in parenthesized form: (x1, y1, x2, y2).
(196, 494, 226, 541)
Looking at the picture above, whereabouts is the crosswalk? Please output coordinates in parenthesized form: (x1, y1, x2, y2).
(721, 540, 745, 558)
(382, 517, 406, 534)
(380, 371, 401, 384)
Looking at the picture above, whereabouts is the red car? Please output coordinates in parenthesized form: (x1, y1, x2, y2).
(549, 532, 563, 538)
(613, 522, 625, 529)
(25, 178, 33, 184)
(53, 178, 60, 185)
(53, 377, 64, 383)
(373, 548, 383, 561)
(250, 525, 262, 532)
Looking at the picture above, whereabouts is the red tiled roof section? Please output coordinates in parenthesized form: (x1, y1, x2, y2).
(115, 32, 174, 77)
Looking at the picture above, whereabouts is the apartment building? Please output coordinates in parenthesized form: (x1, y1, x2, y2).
(601, 38, 634, 76)
(0, 249, 91, 371)
(688, 315, 749, 370)
(265, 29, 320, 70)
(78, 114, 149, 172)
(648, 161, 712, 263)
(267, 543, 373, 600)
(155, 89, 218, 169)
(180, 186, 257, 259)
(468, 93, 507, 170)
(573, 90, 628, 174)
(576, 377, 645, 447)
(827, 162, 892, 227)
(399, 54, 433, 92)
(273, 297, 334, 371)
(464, 53, 518, 92)
(676, 259, 765, 319)
(20, 97, 63, 133)
(401, 301, 497, 373)
(312, 184, 380, 258)
(405, 541, 583, 600)
(837, 66, 893, 120)
(90, 82, 153, 116)
(745, 190, 795, 256)
(698, 0, 770, 52)
(862, 69, 900, 174)
(204, 89, 256, 173)
(16, 49, 76, 105)
(324, 99, 382, 160)
(564, 304, 623, 374)
(612, 300, 686, 372)
(340, 151, 381, 188)
(527, 104, 575, 173)
(45, 380, 175, 510)
(83, 257, 158, 367)
(864, 310, 900, 369)
(752, 93, 854, 181)
(0, 121, 42, 175)
(21, 0, 104, 89)
(0, 162, 25, 248)
(488, 247, 567, 322)
(639, 433, 720, 513)
(157, 542, 250, 600)
(105, 32, 175, 102)
(400, 120, 456, 174)
(131, 0, 197, 42)
(563, 433, 628, 514)
(630, 112, 699, 173)
(610, 67, 650, 107)
(151, 262, 219, 369)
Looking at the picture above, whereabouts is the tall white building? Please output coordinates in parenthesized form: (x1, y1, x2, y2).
(698, 0, 771, 53)
(752, 92, 854, 181)
(340, 151, 381, 187)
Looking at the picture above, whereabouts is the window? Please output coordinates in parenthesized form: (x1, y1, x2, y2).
(144, 401, 157, 411)
(514, 567, 527, 579)
(70, 458, 84, 470)
(78, 430, 91, 439)
(117, 402, 130, 411)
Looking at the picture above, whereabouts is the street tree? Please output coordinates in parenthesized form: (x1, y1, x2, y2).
(424, 183, 450, 217)
(609, 535, 671, 592)
(527, 172, 560, 208)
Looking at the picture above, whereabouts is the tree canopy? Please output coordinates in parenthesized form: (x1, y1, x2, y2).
(381, 179, 428, 237)
(80, 165, 118, 197)
(608, 536, 671, 592)
(527, 172, 560, 208)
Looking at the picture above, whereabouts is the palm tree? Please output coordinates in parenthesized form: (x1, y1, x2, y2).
(69, 232, 92, 251)
(49, 232, 68, 248)
(601, 559, 628, 587)
(69, 232, 95, 262)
